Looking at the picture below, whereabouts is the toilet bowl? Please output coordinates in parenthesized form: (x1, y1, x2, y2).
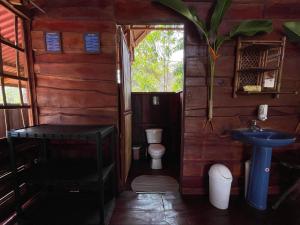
(148, 144, 165, 169)
(145, 128, 166, 169)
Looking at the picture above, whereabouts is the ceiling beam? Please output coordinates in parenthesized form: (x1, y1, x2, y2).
(0, 0, 31, 20)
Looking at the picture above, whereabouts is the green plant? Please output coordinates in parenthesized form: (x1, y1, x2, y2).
(284, 22, 300, 42)
(153, 0, 273, 130)
(132, 29, 184, 92)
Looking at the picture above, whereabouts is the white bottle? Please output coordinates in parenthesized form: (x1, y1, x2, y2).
(258, 104, 268, 121)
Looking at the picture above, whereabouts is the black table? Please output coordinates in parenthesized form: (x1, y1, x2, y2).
(7, 124, 116, 225)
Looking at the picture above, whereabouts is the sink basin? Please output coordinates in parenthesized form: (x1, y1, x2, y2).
(231, 128, 296, 210)
(232, 129, 296, 147)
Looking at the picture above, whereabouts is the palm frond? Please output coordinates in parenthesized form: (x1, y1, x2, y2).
(284, 22, 300, 42)
(230, 20, 272, 38)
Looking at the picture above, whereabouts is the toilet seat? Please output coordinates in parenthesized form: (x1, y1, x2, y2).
(148, 144, 165, 155)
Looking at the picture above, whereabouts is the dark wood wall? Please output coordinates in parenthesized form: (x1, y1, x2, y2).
(115, 0, 300, 195)
(183, 29, 300, 195)
(29, 0, 300, 195)
(182, 1, 300, 195)
(132, 93, 181, 159)
(31, 0, 118, 126)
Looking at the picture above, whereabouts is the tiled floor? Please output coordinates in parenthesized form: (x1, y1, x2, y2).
(110, 191, 300, 225)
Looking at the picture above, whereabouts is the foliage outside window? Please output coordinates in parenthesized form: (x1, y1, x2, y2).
(131, 27, 184, 92)
(0, 5, 31, 138)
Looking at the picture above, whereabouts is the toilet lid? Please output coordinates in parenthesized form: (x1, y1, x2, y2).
(148, 144, 165, 152)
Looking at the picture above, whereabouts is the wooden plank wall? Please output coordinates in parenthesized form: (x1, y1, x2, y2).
(29, 0, 300, 195)
(31, 0, 118, 126)
(181, 0, 300, 195)
(0, 1, 118, 222)
(183, 27, 300, 195)
(115, 0, 300, 195)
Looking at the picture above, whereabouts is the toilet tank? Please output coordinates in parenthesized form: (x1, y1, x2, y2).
(145, 129, 163, 143)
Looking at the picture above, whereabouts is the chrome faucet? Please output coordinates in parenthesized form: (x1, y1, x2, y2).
(250, 120, 263, 132)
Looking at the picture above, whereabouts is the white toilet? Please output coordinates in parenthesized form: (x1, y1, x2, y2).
(145, 128, 166, 169)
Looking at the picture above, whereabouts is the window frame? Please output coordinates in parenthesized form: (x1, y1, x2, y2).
(0, 14, 29, 108)
(0, 3, 35, 136)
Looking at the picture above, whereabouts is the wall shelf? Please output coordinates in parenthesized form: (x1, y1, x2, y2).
(233, 37, 287, 98)
(236, 90, 298, 96)
(25, 160, 115, 190)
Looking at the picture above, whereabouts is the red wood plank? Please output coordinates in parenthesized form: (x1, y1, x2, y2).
(36, 87, 117, 108)
(34, 63, 116, 81)
(32, 19, 116, 32)
(39, 107, 117, 125)
(265, 2, 300, 19)
(36, 77, 117, 95)
(34, 53, 115, 64)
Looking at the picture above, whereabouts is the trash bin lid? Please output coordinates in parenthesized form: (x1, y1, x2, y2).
(209, 164, 233, 180)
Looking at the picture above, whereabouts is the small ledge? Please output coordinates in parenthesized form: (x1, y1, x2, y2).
(239, 43, 282, 51)
(238, 67, 279, 73)
(236, 91, 298, 95)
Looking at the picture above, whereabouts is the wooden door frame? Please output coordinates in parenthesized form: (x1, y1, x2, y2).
(116, 23, 186, 193)
(117, 26, 133, 189)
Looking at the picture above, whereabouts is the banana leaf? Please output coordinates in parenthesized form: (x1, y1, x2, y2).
(215, 35, 230, 52)
(230, 20, 272, 38)
(153, 0, 206, 35)
(189, 6, 207, 33)
(210, 0, 231, 36)
(284, 22, 300, 42)
(153, 0, 273, 127)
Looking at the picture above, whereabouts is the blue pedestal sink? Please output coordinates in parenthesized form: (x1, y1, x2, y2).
(232, 129, 296, 210)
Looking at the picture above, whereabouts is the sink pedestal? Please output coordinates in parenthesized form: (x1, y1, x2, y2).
(232, 128, 295, 210)
(247, 146, 272, 210)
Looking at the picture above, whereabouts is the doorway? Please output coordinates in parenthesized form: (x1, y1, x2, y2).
(118, 24, 185, 192)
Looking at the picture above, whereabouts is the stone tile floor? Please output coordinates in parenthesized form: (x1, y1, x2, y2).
(110, 191, 300, 225)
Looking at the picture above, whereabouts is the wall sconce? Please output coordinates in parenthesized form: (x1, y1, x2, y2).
(152, 96, 160, 105)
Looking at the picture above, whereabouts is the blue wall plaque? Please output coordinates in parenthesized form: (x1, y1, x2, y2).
(45, 32, 61, 52)
(84, 33, 100, 53)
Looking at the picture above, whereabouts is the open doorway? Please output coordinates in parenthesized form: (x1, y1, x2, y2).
(118, 24, 184, 192)
(131, 25, 184, 93)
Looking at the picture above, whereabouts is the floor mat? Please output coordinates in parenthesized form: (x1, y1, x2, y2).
(131, 175, 179, 193)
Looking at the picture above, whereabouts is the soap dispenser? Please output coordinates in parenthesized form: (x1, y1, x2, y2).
(258, 104, 268, 121)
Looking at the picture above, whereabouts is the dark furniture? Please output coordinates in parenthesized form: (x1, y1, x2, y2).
(7, 125, 117, 225)
(273, 150, 300, 209)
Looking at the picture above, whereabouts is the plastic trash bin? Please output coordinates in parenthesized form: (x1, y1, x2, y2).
(132, 146, 141, 160)
(209, 164, 233, 209)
